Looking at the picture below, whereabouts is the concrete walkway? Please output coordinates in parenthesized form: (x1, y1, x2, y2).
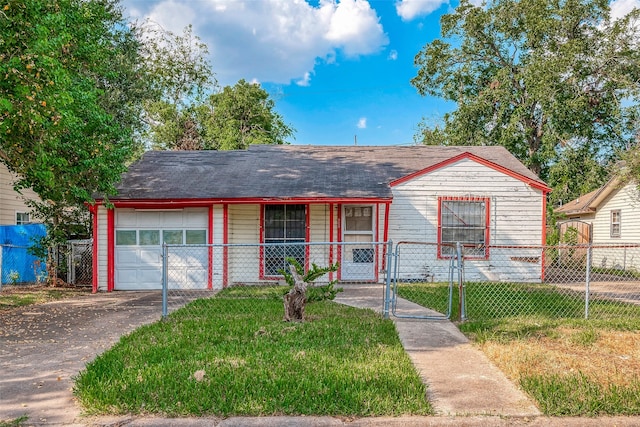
(333, 284, 540, 417)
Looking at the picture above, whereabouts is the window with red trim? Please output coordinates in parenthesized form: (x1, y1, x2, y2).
(438, 197, 489, 259)
(263, 204, 306, 276)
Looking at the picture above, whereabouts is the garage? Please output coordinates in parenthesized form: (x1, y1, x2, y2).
(114, 208, 208, 290)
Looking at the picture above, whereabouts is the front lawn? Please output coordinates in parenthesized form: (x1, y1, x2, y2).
(74, 287, 432, 417)
(398, 281, 640, 416)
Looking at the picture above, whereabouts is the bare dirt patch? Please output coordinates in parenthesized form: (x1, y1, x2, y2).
(0, 284, 90, 311)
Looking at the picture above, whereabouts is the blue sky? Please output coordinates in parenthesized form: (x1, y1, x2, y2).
(120, 0, 638, 147)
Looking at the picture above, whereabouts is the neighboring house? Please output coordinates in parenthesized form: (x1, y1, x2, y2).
(92, 145, 551, 292)
(555, 177, 640, 243)
(0, 162, 39, 226)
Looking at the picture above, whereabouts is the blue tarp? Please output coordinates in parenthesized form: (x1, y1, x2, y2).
(0, 224, 47, 284)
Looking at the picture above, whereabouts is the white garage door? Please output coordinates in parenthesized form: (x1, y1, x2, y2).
(114, 209, 208, 290)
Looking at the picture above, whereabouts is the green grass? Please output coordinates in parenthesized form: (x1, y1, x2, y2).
(397, 281, 640, 322)
(74, 287, 431, 417)
(397, 281, 640, 416)
(0, 416, 28, 427)
(522, 374, 640, 416)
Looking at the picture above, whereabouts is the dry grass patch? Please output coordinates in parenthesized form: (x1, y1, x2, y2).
(479, 328, 640, 387)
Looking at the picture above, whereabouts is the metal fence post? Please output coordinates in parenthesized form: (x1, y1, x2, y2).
(383, 241, 393, 319)
(585, 243, 592, 319)
(162, 243, 168, 319)
(456, 242, 466, 321)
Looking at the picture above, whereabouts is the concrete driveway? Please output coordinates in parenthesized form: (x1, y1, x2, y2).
(0, 291, 163, 425)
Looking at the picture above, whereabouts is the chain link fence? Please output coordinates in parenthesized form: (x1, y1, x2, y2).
(65, 239, 93, 287)
(161, 242, 391, 316)
(0, 244, 47, 289)
(394, 243, 640, 321)
(159, 241, 640, 321)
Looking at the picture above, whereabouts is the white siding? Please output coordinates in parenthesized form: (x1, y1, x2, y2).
(0, 164, 40, 225)
(590, 182, 640, 270)
(592, 182, 640, 243)
(227, 205, 260, 284)
(389, 159, 545, 282)
(97, 205, 108, 291)
(212, 205, 225, 288)
(309, 204, 331, 274)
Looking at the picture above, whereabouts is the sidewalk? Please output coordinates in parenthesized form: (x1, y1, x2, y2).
(333, 284, 540, 417)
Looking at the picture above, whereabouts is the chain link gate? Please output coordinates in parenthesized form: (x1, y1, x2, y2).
(387, 241, 464, 320)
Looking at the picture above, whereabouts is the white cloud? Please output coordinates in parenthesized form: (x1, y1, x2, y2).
(610, 0, 640, 20)
(388, 49, 398, 60)
(122, 0, 388, 86)
(296, 72, 312, 87)
(396, 0, 448, 21)
(357, 117, 367, 129)
(325, 0, 388, 56)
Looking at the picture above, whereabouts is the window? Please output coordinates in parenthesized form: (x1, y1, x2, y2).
(611, 210, 621, 238)
(116, 230, 137, 245)
(439, 197, 489, 258)
(263, 204, 306, 276)
(342, 205, 375, 270)
(16, 212, 30, 225)
(344, 206, 372, 231)
(163, 230, 183, 244)
(139, 230, 160, 245)
(186, 230, 206, 244)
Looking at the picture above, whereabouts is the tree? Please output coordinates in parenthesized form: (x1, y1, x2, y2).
(140, 23, 216, 150)
(139, 26, 294, 151)
(200, 79, 295, 150)
(411, 0, 640, 199)
(280, 258, 340, 322)
(0, 0, 153, 282)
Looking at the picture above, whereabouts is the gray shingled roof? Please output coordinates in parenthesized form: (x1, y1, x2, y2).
(109, 145, 547, 201)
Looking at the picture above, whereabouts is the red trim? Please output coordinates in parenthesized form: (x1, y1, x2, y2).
(98, 197, 391, 208)
(259, 204, 311, 279)
(107, 208, 115, 292)
(305, 204, 310, 271)
(382, 202, 390, 271)
(223, 204, 229, 288)
(337, 204, 342, 281)
(208, 206, 214, 290)
(390, 152, 552, 193)
(90, 205, 99, 293)
(541, 194, 547, 281)
(437, 196, 491, 260)
(259, 205, 265, 279)
(374, 204, 380, 282)
(329, 203, 334, 281)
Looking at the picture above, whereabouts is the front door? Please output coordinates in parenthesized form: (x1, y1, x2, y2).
(341, 205, 375, 281)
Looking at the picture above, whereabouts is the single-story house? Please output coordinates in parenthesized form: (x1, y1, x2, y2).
(91, 145, 551, 292)
(555, 177, 640, 243)
(555, 177, 640, 269)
